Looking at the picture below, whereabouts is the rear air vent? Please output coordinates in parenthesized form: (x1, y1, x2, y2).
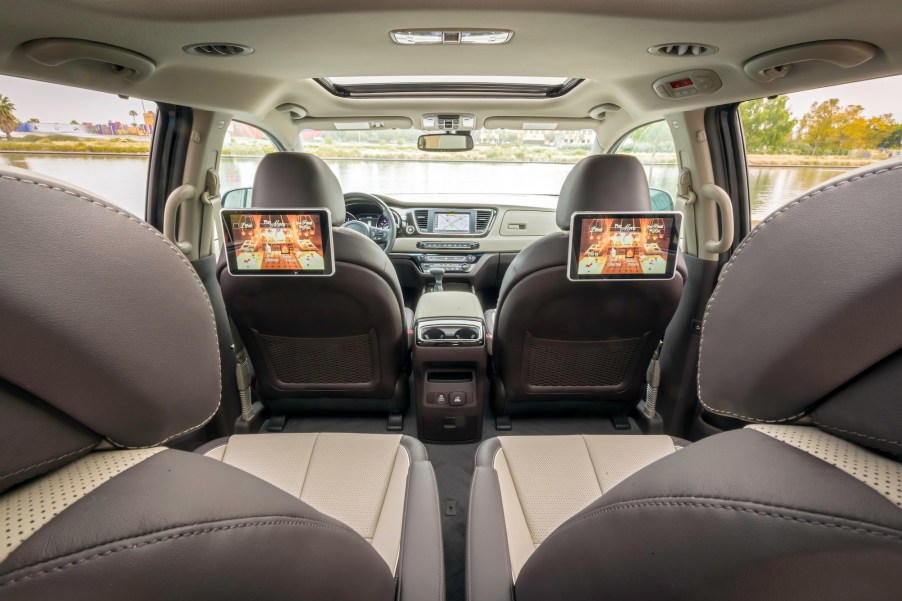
(182, 43, 254, 57)
(414, 210, 429, 231)
(648, 43, 717, 58)
(475, 210, 494, 233)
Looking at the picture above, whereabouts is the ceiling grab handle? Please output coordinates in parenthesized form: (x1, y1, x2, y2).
(701, 184, 735, 254)
(162, 184, 197, 255)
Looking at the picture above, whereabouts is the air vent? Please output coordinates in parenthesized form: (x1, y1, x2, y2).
(475, 210, 494, 233)
(414, 210, 429, 231)
(183, 43, 254, 57)
(648, 43, 717, 58)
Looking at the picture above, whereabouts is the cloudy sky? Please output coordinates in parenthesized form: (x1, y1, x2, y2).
(1, 72, 900, 124)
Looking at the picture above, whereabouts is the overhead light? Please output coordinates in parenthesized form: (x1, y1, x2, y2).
(390, 29, 513, 46)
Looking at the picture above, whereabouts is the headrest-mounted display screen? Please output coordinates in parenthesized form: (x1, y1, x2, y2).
(568, 211, 681, 281)
(221, 209, 335, 276)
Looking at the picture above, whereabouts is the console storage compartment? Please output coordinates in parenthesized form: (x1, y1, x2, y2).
(413, 292, 486, 443)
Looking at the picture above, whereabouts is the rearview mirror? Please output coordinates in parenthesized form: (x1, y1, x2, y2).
(417, 132, 474, 152)
(222, 187, 253, 209)
(649, 187, 674, 211)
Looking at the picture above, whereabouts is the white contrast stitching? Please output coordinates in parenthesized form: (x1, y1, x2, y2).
(1, 174, 222, 447)
(696, 163, 902, 422)
(811, 421, 902, 449)
(0, 442, 98, 481)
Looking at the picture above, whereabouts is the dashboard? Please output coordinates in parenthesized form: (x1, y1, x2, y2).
(344, 210, 393, 229)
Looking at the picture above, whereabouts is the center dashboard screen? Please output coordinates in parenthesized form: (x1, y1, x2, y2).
(221, 209, 335, 276)
(434, 212, 471, 233)
(568, 211, 681, 281)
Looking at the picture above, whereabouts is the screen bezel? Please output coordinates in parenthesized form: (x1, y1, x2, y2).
(221, 208, 336, 277)
(567, 211, 682, 282)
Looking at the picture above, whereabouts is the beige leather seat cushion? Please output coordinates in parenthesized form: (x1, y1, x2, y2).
(490, 435, 681, 580)
(202, 433, 409, 573)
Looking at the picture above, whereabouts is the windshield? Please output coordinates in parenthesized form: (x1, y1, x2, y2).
(300, 128, 596, 201)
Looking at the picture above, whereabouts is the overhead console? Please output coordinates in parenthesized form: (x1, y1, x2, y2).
(652, 69, 722, 99)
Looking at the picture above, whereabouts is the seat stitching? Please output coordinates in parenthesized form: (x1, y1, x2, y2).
(0, 174, 223, 446)
(0, 518, 365, 589)
(0, 442, 98, 481)
(297, 432, 319, 500)
(579, 435, 607, 496)
(810, 421, 902, 448)
(560, 497, 902, 542)
(696, 163, 902, 422)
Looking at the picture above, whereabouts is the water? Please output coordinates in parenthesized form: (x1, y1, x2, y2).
(1, 153, 851, 223)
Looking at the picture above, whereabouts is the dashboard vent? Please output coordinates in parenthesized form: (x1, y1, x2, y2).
(182, 43, 255, 57)
(475, 210, 494, 233)
(414, 209, 429, 231)
(648, 43, 717, 58)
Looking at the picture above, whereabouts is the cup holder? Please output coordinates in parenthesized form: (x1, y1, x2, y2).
(417, 321, 484, 345)
(422, 327, 447, 340)
(454, 327, 479, 340)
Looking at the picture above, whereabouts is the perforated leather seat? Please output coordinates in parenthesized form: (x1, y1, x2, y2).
(468, 157, 902, 600)
(0, 167, 443, 601)
(486, 154, 686, 416)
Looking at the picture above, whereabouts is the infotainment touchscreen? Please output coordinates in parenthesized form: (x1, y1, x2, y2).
(567, 212, 681, 281)
(220, 209, 335, 276)
(434, 212, 471, 233)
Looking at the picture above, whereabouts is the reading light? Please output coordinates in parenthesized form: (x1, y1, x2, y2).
(390, 30, 513, 45)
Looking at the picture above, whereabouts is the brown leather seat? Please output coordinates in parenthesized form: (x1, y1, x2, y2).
(486, 155, 686, 415)
(0, 165, 443, 601)
(218, 152, 411, 414)
(468, 157, 902, 601)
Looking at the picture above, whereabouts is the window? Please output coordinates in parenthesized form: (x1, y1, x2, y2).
(219, 121, 280, 208)
(614, 121, 677, 210)
(740, 75, 902, 225)
(0, 75, 156, 218)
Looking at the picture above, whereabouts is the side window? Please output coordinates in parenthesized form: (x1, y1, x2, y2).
(740, 76, 902, 226)
(0, 74, 156, 218)
(219, 121, 279, 208)
(614, 120, 678, 210)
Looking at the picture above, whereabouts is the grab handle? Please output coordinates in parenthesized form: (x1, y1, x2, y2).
(162, 184, 196, 255)
(701, 184, 734, 254)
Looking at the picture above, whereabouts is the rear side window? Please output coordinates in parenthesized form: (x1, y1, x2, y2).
(740, 75, 902, 225)
(219, 121, 279, 208)
(0, 75, 156, 218)
(614, 120, 677, 210)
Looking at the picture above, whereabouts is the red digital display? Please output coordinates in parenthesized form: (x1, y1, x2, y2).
(669, 78, 694, 89)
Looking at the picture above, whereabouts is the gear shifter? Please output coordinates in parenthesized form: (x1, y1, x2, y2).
(429, 267, 445, 292)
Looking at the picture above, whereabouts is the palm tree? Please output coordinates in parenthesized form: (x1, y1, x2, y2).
(128, 110, 138, 126)
(0, 94, 19, 141)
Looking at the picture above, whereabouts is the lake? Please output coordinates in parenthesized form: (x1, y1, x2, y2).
(0, 154, 849, 224)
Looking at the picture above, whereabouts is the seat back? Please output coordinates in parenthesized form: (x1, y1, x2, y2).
(492, 155, 685, 414)
(217, 153, 408, 413)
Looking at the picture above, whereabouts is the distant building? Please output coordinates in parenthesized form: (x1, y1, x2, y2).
(16, 122, 94, 134)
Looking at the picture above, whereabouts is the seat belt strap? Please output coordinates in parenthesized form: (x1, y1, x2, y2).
(642, 341, 664, 419)
(199, 168, 223, 256)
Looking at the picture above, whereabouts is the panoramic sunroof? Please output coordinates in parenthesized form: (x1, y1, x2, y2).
(316, 76, 583, 99)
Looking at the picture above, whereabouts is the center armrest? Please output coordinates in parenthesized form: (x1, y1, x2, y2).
(414, 291, 483, 322)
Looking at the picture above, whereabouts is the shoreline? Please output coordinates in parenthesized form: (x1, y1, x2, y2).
(0, 150, 869, 169)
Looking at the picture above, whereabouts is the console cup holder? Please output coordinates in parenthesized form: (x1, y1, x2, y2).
(454, 327, 479, 340)
(417, 320, 484, 346)
(422, 327, 447, 340)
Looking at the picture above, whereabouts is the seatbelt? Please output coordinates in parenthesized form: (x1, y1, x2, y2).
(675, 167, 698, 256)
(642, 341, 664, 419)
(199, 168, 223, 256)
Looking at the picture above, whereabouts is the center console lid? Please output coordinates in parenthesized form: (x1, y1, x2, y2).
(414, 291, 483, 321)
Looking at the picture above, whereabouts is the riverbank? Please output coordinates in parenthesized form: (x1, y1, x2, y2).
(0, 137, 891, 168)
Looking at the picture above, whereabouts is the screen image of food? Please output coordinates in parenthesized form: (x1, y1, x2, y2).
(577, 216, 672, 276)
(229, 213, 325, 271)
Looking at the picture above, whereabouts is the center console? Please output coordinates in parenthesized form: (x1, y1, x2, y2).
(413, 291, 486, 443)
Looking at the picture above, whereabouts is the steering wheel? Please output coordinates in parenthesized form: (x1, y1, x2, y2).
(341, 192, 397, 254)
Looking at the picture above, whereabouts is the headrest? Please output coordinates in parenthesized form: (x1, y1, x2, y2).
(556, 154, 651, 230)
(698, 157, 902, 456)
(0, 167, 221, 488)
(252, 152, 345, 226)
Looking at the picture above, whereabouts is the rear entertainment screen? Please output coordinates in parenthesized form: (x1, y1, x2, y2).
(568, 212, 681, 281)
(434, 212, 471, 233)
(221, 209, 335, 276)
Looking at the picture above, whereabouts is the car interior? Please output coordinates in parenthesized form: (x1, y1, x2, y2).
(1, 1, 901, 600)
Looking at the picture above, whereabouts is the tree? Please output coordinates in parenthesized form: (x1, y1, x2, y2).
(798, 99, 842, 155)
(880, 125, 902, 149)
(0, 94, 19, 141)
(128, 110, 138, 126)
(70, 119, 79, 125)
(797, 99, 899, 154)
(27, 118, 40, 123)
(740, 96, 795, 154)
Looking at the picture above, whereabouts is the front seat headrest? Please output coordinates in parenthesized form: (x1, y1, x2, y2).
(698, 157, 902, 456)
(0, 167, 221, 490)
(252, 152, 345, 226)
(556, 154, 651, 230)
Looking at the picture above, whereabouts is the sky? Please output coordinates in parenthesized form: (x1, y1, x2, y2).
(1, 72, 900, 124)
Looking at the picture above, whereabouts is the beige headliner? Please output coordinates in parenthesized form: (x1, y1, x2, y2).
(3, 1, 901, 147)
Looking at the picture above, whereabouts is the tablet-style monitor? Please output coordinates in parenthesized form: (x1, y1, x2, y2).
(221, 209, 335, 276)
(567, 211, 681, 281)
